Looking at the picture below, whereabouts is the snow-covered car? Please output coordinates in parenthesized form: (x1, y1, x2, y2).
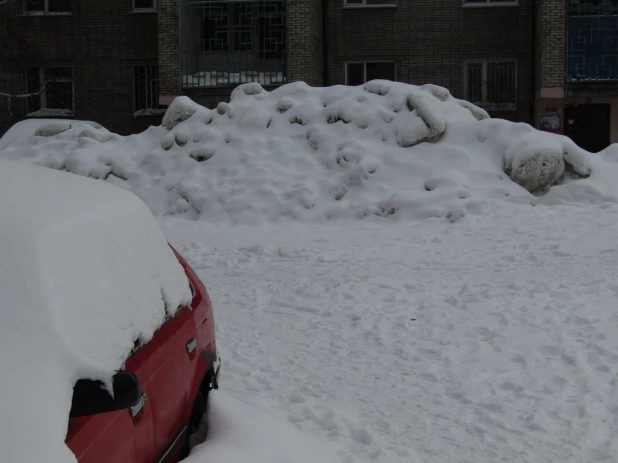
(0, 160, 220, 463)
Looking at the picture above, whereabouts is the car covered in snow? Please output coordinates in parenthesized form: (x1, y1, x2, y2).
(0, 160, 220, 463)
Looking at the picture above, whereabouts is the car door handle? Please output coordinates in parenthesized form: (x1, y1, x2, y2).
(131, 394, 147, 418)
(186, 338, 197, 355)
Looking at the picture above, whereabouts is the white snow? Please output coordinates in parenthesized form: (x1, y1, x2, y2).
(0, 160, 191, 462)
(27, 108, 75, 118)
(35, 121, 73, 137)
(183, 71, 286, 87)
(185, 391, 339, 463)
(165, 204, 618, 463)
(3, 81, 618, 463)
(2, 81, 616, 226)
(134, 108, 167, 118)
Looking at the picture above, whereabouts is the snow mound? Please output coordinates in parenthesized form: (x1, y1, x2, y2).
(185, 391, 339, 463)
(1, 81, 616, 225)
(0, 161, 191, 462)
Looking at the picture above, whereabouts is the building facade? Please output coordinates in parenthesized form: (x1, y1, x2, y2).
(0, 0, 164, 134)
(536, 0, 618, 152)
(1, 0, 535, 137)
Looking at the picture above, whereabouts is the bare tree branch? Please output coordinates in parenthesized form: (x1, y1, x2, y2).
(0, 83, 47, 99)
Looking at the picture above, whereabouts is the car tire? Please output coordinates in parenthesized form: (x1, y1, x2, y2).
(181, 388, 209, 458)
(190, 390, 207, 434)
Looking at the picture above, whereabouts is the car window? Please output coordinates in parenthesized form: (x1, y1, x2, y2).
(128, 282, 194, 357)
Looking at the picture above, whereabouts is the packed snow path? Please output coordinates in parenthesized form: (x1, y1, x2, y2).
(164, 204, 618, 463)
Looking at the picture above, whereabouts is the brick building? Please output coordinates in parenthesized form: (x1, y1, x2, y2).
(0, 0, 535, 137)
(536, 0, 618, 152)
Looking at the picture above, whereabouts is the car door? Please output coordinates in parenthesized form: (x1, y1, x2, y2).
(146, 305, 199, 462)
(67, 347, 155, 463)
(125, 343, 156, 463)
(66, 409, 137, 463)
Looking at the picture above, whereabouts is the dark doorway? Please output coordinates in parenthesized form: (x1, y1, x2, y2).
(564, 104, 610, 153)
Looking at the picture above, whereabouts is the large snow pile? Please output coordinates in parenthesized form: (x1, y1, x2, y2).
(1, 81, 617, 225)
(0, 161, 191, 462)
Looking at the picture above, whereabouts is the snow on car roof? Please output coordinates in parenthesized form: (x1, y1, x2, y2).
(0, 160, 191, 462)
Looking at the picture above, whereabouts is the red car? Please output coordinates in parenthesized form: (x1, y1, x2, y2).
(65, 247, 220, 463)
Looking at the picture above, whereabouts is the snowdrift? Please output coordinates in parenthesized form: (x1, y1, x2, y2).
(185, 391, 339, 463)
(1, 81, 617, 225)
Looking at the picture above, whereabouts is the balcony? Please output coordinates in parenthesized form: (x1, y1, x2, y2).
(180, 0, 286, 88)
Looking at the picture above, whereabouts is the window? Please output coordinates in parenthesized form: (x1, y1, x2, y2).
(182, 0, 287, 88)
(345, 0, 396, 6)
(346, 62, 396, 86)
(25, 67, 74, 117)
(462, 0, 518, 6)
(133, 0, 156, 11)
(199, 2, 285, 58)
(24, 0, 71, 14)
(464, 59, 517, 109)
(134, 65, 163, 116)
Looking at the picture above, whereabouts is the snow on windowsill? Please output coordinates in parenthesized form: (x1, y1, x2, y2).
(134, 108, 167, 118)
(343, 3, 398, 8)
(567, 77, 618, 83)
(23, 11, 72, 16)
(27, 109, 75, 118)
(182, 71, 286, 88)
(462, 1, 519, 8)
(472, 102, 517, 111)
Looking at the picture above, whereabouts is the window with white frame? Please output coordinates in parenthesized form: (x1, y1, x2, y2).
(25, 67, 74, 117)
(346, 62, 396, 86)
(134, 65, 161, 115)
(345, 0, 396, 7)
(464, 59, 517, 109)
(462, 0, 518, 6)
(133, 0, 156, 11)
(24, 0, 72, 14)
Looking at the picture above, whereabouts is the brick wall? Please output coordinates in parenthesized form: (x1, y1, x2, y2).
(158, 0, 181, 96)
(0, 66, 26, 133)
(326, 0, 535, 123)
(286, 0, 324, 85)
(0, 0, 160, 136)
(537, 0, 565, 90)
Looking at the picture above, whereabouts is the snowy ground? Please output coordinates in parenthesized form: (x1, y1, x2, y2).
(3, 81, 618, 462)
(164, 202, 618, 463)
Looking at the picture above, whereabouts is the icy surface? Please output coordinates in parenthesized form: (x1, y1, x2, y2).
(1, 81, 615, 226)
(0, 161, 191, 462)
(165, 202, 618, 463)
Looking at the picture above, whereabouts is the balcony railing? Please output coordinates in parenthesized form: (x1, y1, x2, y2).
(181, 0, 286, 88)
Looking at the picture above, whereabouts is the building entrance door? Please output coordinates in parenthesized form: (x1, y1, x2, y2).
(564, 104, 610, 153)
